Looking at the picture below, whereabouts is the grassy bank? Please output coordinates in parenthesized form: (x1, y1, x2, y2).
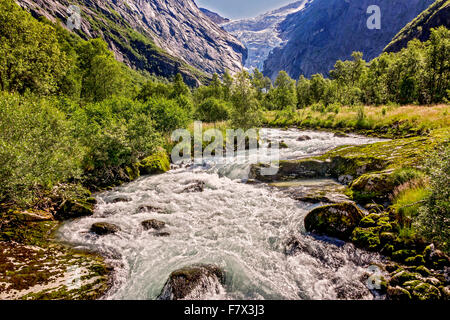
(263, 104, 450, 138)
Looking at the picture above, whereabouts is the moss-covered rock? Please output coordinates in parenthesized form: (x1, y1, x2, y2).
(380, 232, 397, 245)
(423, 244, 450, 269)
(349, 171, 398, 203)
(441, 286, 450, 300)
(411, 282, 441, 300)
(157, 264, 225, 300)
(392, 249, 417, 263)
(250, 159, 330, 182)
(390, 270, 421, 286)
(359, 215, 378, 227)
(279, 140, 289, 149)
(415, 265, 432, 277)
(351, 227, 381, 251)
(405, 255, 426, 266)
(125, 164, 140, 181)
(387, 285, 412, 300)
(139, 151, 170, 176)
(304, 202, 364, 240)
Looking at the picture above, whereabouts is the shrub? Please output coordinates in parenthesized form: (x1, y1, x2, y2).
(195, 98, 231, 122)
(0, 93, 83, 205)
(416, 143, 450, 253)
(72, 97, 162, 171)
(146, 97, 190, 133)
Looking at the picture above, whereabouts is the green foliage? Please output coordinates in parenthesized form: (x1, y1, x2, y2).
(416, 143, 450, 253)
(146, 97, 190, 133)
(230, 71, 262, 129)
(0, 0, 69, 95)
(292, 28, 449, 107)
(77, 39, 129, 102)
(0, 93, 83, 205)
(72, 97, 162, 171)
(195, 98, 231, 122)
(270, 71, 297, 110)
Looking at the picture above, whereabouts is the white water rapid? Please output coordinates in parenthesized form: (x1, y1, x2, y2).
(58, 129, 386, 300)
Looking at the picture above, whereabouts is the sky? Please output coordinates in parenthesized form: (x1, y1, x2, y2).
(194, 0, 295, 20)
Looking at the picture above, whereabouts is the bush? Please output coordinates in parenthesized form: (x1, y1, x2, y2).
(146, 97, 190, 133)
(0, 93, 83, 205)
(72, 97, 162, 171)
(416, 143, 450, 253)
(195, 98, 231, 122)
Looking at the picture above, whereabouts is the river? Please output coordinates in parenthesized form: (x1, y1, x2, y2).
(58, 128, 386, 300)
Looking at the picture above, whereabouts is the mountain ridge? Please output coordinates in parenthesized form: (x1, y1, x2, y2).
(15, 0, 247, 85)
(263, 0, 435, 80)
(384, 0, 450, 53)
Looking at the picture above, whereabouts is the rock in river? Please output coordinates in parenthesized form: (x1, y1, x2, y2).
(142, 219, 166, 230)
(157, 264, 225, 300)
(304, 202, 364, 240)
(90, 222, 121, 235)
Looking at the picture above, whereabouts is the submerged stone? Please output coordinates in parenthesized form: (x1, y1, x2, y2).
(297, 135, 312, 141)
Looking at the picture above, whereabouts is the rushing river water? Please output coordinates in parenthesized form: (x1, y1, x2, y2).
(58, 129, 386, 300)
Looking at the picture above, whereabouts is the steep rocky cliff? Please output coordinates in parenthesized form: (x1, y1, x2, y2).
(200, 7, 230, 24)
(263, 0, 434, 80)
(15, 0, 247, 85)
(222, 0, 311, 71)
(384, 0, 450, 53)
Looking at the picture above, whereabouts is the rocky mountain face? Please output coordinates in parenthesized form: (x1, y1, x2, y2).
(384, 0, 450, 53)
(200, 7, 230, 24)
(15, 0, 247, 85)
(263, 0, 435, 80)
(222, 0, 311, 71)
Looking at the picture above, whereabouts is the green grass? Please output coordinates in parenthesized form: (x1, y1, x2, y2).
(264, 104, 450, 138)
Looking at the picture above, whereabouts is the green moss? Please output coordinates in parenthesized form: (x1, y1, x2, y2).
(138, 150, 170, 175)
(411, 282, 441, 300)
(359, 216, 377, 227)
(392, 249, 417, 262)
(125, 164, 140, 181)
(390, 270, 421, 286)
(351, 227, 381, 251)
(415, 265, 432, 277)
(405, 255, 426, 266)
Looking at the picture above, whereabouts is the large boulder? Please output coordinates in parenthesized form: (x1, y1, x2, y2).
(90, 222, 121, 236)
(304, 202, 364, 240)
(157, 264, 225, 300)
(349, 171, 398, 203)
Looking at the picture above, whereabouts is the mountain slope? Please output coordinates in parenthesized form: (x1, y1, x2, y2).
(16, 0, 247, 85)
(384, 0, 450, 53)
(263, 0, 434, 80)
(200, 8, 230, 24)
(222, 0, 311, 71)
